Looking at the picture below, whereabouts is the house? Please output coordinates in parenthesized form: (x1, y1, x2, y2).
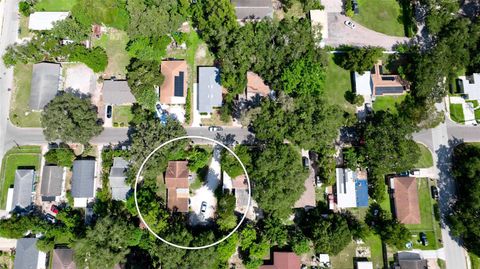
(371, 62, 407, 96)
(165, 161, 189, 212)
(357, 261, 374, 269)
(14, 238, 47, 269)
(109, 157, 131, 201)
(71, 160, 96, 208)
(458, 73, 480, 100)
(309, 9, 328, 48)
(232, 0, 273, 21)
(102, 80, 136, 105)
(390, 177, 421, 225)
(11, 169, 35, 210)
(260, 251, 302, 269)
(28, 12, 69, 31)
(240, 72, 271, 100)
(160, 60, 188, 105)
(354, 71, 373, 97)
(335, 168, 369, 209)
(394, 252, 428, 269)
(30, 62, 62, 110)
(40, 165, 65, 202)
(52, 248, 76, 269)
(197, 67, 223, 114)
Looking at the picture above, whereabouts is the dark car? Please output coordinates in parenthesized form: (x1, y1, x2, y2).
(106, 105, 112, 119)
(302, 157, 310, 169)
(352, 0, 359, 14)
(50, 204, 59, 214)
(200, 201, 207, 213)
(419, 232, 428, 246)
(398, 171, 410, 177)
(431, 186, 439, 200)
(45, 213, 56, 224)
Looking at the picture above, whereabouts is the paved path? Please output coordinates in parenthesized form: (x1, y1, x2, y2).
(325, 13, 410, 50)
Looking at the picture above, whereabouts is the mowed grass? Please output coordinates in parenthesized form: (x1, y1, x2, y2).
(93, 29, 130, 78)
(449, 103, 465, 123)
(325, 56, 356, 114)
(372, 95, 406, 114)
(34, 0, 77, 11)
(330, 234, 383, 268)
(353, 0, 405, 36)
(415, 143, 433, 168)
(471, 252, 480, 269)
(112, 105, 133, 127)
(10, 63, 41, 127)
(0, 146, 41, 209)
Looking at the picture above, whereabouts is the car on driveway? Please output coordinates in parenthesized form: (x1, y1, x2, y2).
(106, 105, 112, 119)
(302, 157, 310, 170)
(200, 201, 207, 214)
(50, 204, 59, 214)
(208, 126, 223, 132)
(344, 20, 356, 29)
(45, 213, 56, 224)
(431, 186, 439, 200)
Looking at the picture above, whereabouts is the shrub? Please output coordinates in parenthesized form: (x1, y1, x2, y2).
(346, 9, 354, 17)
(44, 145, 76, 167)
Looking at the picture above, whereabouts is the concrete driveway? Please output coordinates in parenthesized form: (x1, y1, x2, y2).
(322, 0, 343, 12)
(189, 146, 221, 225)
(325, 13, 410, 50)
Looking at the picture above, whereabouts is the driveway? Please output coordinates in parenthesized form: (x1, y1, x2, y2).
(325, 13, 410, 50)
(322, 0, 343, 12)
(189, 146, 221, 225)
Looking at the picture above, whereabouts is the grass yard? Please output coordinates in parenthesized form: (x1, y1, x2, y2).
(19, 15, 31, 39)
(330, 234, 383, 269)
(112, 105, 133, 127)
(34, 0, 77, 11)
(0, 146, 41, 209)
(201, 110, 232, 126)
(353, 0, 405, 36)
(10, 63, 41, 127)
(405, 178, 441, 250)
(449, 103, 465, 123)
(325, 56, 356, 114)
(93, 29, 130, 78)
(471, 252, 480, 269)
(467, 100, 480, 121)
(415, 143, 433, 168)
(372, 95, 406, 114)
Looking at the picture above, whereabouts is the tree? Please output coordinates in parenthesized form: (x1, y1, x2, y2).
(69, 45, 108, 73)
(127, 59, 164, 110)
(240, 225, 270, 269)
(250, 143, 307, 219)
(44, 145, 76, 167)
(289, 228, 311, 255)
(41, 93, 103, 144)
(126, 36, 171, 62)
(216, 193, 237, 231)
(19, 1, 34, 16)
(365, 204, 410, 248)
(280, 56, 325, 96)
(74, 216, 141, 268)
(336, 46, 384, 73)
(72, 0, 129, 30)
(51, 18, 90, 42)
(262, 215, 288, 247)
(186, 146, 211, 172)
(216, 233, 239, 264)
(220, 145, 251, 178)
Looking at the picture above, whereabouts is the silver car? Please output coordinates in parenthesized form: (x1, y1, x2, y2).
(344, 20, 356, 29)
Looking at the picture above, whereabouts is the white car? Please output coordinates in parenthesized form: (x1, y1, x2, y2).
(208, 126, 223, 132)
(344, 20, 356, 29)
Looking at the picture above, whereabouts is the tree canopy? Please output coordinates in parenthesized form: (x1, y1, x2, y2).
(220, 145, 252, 178)
(335, 46, 384, 73)
(41, 93, 103, 144)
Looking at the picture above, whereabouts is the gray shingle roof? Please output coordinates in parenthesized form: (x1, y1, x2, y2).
(197, 67, 223, 113)
(232, 0, 273, 20)
(52, 248, 76, 269)
(41, 166, 64, 201)
(14, 238, 41, 269)
(12, 169, 34, 209)
(109, 157, 130, 201)
(30, 62, 61, 110)
(71, 160, 95, 198)
(102, 80, 136, 105)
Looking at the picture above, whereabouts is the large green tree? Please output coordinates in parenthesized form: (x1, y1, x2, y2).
(336, 46, 384, 73)
(220, 145, 252, 178)
(281, 56, 326, 96)
(41, 93, 103, 144)
(72, 0, 129, 30)
(51, 18, 90, 42)
(127, 59, 164, 110)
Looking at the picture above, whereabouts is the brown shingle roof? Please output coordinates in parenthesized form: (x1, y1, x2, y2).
(160, 60, 188, 105)
(393, 177, 421, 224)
(52, 249, 76, 269)
(246, 71, 270, 96)
(165, 161, 189, 212)
(232, 175, 248, 190)
(371, 62, 407, 96)
(260, 252, 302, 269)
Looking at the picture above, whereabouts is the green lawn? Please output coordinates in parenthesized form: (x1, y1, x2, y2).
(325, 56, 356, 114)
(405, 178, 441, 250)
(0, 146, 41, 209)
(93, 29, 130, 78)
(34, 0, 77, 11)
(19, 15, 31, 39)
(471, 252, 480, 269)
(353, 0, 405, 36)
(415, 143, 433, 168)
(449, 103, 465, 123)
(372, 95, 406, 114)
(10, 63, 41, 127)
(467, 100, 480, 121)
(112, 105, 133, 127)
(330, 234, 383, 269)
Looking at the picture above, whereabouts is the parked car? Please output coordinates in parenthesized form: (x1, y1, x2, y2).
(155, 103, 163, 117)
(208, 126, 223, 132)
(106, 105, 112, 119)
(315, 176, 322, 187)
(431, 186, 439, 200)
(398, 171, 410, 177)
(50, 204, 59, 214)
(302, 157, 310, 169)
(419, 232, 428, 246)
(352, 0, 359, 14)
(344, 20, 356, 29)
(45, 213, 56, 224)
(410, 169, 420, 176)
(200, 201, 207, 213)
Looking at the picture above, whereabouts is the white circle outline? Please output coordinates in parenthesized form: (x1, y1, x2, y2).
(134, 135, 252, 250)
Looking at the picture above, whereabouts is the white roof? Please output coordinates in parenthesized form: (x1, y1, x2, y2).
(5, 188, 14, 213)
(355, 71, 373, 96)
(28, 12, 69, 30)
(357, 261, 373, 269)
(310, 10, 328, 46)
(336, 168, 357, 208)
(460, 74, 480, 100)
